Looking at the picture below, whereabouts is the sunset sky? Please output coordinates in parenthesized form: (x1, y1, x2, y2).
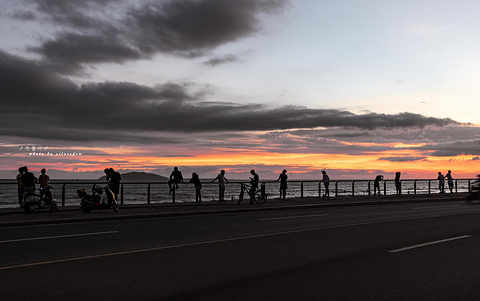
(1, 0, 479, 180)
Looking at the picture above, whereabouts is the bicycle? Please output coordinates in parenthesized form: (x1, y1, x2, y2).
(238, 183, 268, 204)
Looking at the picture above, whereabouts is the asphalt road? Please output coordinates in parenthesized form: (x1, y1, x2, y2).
(2, 200, 480, 300)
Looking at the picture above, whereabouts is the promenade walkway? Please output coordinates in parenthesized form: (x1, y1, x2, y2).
(0, 192, 470, 227)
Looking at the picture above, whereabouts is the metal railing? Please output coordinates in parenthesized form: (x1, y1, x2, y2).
(0, 178, 476, 207)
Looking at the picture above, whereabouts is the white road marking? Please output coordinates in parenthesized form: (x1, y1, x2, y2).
(388, 235, 471, 253)
(0, 231, 119, 244)
(260, 214, 329, 221)
(413, 205, 461, 210)
(1, 211, 479, 271)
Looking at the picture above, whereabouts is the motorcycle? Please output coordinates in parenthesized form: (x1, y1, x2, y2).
(77, 184, 119, 213)
(22, 185, 58, 213)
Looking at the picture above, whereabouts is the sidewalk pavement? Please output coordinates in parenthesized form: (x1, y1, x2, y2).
(0, 193, 470, 227)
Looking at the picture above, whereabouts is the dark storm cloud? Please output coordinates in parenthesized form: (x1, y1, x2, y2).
(0, 51, 465, 143)
(420, 140, 480, 157)
(280, 125, 479, 146)
(23, 0, 286, 73)
(252, 125, 480, 156)
(30, 33, 144, 74)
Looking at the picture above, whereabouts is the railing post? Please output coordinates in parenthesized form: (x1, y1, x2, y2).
(414, 180, 417, 194)
(428, 180, 431, 194)
(172, 184, 176, 203)
(352, 181, 355, 197)
(318, 182, 322, 198)
(468, 180, 471, 192)
(121, 184, 124, 205)
(383, 181, 387, 196)
(335, 181, 338, 197)
(301, 182, 304, 198)
(240, 183, 245, 200)
(455, 180, 458, 193)
(147, 183, 151, 205)
(368, 181, 371, 195)
(62, 183, 66, 207)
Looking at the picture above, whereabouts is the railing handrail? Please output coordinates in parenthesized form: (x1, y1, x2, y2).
(2, 178, 476, 208)
(0, 178, 476, 185)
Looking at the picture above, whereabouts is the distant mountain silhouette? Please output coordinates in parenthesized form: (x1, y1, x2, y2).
(98, 172, 168, 182)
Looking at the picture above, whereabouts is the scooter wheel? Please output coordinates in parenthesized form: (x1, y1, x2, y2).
(50, 202, 58, 212)
(113, 202, 119, 212)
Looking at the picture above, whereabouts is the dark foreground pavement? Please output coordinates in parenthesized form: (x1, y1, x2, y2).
(0, 192, 470, 227)
(1, 192, 479, 300)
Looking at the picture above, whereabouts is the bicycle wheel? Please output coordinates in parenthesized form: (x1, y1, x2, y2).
(254, 190, 267, 204)
(238, 190, 244, 205)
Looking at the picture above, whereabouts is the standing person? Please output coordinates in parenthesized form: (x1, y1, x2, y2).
(320, 170, 330, 199)
(445, 170, 454, 193)
(107, 168, 121, 201)
(373, 175, 384, 196)
(16, 167, 24, 207)
(437, 172, 445, 193)
(249, 170, 259, 205)
(104, 168, 111, 183)
(275, 169, 288, 199)
(39, 168, 50, 199)
(189, 172, 202, 202)
(212, 170, 228, 202)
(394, 172, 401, 195)
(168, 167, 184, 193)
(22, 166, 37, 195)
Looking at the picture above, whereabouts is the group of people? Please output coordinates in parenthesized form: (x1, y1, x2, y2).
(16, 166, 50, 206)
(15, 166, 123, 207)
(15, 167, 460, 206)
(373, 170, 456, 196)
(168, 167, 332, 203)
(167, 167, 231, 203)
(373, 172, 402, 196)
(276, 169, 331, 200)
(437, 170, 455, 193)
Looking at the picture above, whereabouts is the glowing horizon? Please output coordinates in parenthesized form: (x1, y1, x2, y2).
(2, 143, 478, 180)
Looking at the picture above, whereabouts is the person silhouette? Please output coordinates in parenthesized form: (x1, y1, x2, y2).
(395, 172, 401, 195)
(437, 172, 445, 193)
(320, 170, 330, 199)
(39, 168, 50, 199)
(276, 169, 288, 199)
(22, 166, 37, 195)
(103, 168, 120, 204)
(189, 172, 202, 202)
(212, 170, 228, 202)
(168, 167, 184, 193)
(373, 175, 383, 196)
(16, 167, 25, 207)
(249, 170, 259, 204)
(445, 170, 454, 193)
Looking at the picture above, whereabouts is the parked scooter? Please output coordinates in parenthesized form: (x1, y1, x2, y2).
(77, 184, 119, 213)
(22, 185, 58, 213)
